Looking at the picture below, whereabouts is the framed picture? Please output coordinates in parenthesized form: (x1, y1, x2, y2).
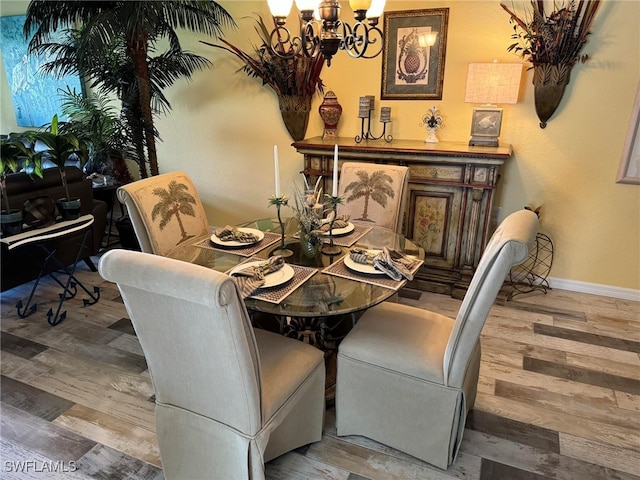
(0, 15, 83, 127)
(616, 84, 640, 185)
(381, 8, 449, 100)
(469, 108, 503, 147)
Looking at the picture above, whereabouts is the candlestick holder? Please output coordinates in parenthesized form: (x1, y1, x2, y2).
(355, 107, 393, 143)
(321, 195, 344, 256)
(268, 195, 293, 258)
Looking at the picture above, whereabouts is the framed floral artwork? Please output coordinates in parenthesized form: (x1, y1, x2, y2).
(381, 8, 449, 100)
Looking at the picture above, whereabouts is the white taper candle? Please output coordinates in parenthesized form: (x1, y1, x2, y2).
(274, 145, 280, 197)
(332, 144, 339, 197)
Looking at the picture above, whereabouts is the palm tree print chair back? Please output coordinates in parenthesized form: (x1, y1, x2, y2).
(117, 171, 209, 256)
(338, 162, 409, 233)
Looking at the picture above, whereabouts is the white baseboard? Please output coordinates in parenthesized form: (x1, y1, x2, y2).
(548, 277, 640, 302)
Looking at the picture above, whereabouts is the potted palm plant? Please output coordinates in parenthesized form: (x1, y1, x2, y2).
(31, 114, 90, 220)
(0, 134, 42, 235)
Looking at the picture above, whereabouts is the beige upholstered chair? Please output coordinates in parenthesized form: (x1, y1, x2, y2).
(336, 209, 538, 469)
(98, 249, 325, 480)
(337, 162, 409, 233)
(117, 171, 210, 256)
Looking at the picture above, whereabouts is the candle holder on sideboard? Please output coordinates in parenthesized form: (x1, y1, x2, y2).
(355, 97, 392, 143)
(268, 195, 293, 258)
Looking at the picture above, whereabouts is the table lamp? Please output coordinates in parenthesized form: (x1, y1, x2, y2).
(464, 62, 522, 147)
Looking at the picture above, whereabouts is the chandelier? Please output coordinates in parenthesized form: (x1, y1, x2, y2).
(266, 0, 386, 66)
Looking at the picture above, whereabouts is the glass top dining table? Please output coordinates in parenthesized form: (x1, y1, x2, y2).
(165, 217, 424, 319)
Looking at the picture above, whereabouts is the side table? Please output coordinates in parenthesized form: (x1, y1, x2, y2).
(92, 182, 123, 248)
(1, 214, 101, 326)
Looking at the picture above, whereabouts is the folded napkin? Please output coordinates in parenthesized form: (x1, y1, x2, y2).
(214, 225, 260, 243)
(231, 256, 285, 297)
(315, 213, 351, 233)
(350, 247, 418, 281)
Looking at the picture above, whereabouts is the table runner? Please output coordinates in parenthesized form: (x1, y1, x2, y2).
(322, 256, 424, 290)
(226, 257, 317, 304)
(193, 232, 281, 257)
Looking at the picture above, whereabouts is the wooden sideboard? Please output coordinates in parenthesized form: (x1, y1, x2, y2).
(292, 136, 512, 297)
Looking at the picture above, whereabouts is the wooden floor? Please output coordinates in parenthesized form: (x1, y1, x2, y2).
(1, 260, 639, 479)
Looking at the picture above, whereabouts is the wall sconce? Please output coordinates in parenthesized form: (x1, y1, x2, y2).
(464, 62, 522, 147)
(266, 0, 386, 66)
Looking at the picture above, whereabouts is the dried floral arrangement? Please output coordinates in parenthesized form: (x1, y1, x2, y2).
(292, 175, 326, 235)
(500, 0, 601, 67)
(201, 15, 324, 99)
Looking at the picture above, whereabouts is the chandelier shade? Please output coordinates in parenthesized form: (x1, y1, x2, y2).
(266, 0, 386, 65)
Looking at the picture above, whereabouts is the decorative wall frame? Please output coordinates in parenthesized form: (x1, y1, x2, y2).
(616, 84, 640, 185)
(381, 8, 449, 100)
(469, 107, 503, 147)
(0, 15, 83, 128)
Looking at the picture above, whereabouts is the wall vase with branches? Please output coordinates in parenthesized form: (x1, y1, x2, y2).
(501, 1, 600, 128)
(203, 16, 324, 141)
(278, 94, 312, 142)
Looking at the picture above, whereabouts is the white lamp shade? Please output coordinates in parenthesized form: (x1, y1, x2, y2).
(350, 0, 372, 12)
(418, 30, 438, 48)
(295, 0, 319, 12)
(366, 0, 386, 18)
(464, 63, 523, 105)
(269, 0, 294, 17)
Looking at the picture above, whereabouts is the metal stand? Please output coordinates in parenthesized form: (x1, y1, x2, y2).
(269, 195, 293, 258)
(508, 232, 553, 300)
(355, 111, 392, 143)
(321, 197, 342, 256)
(6, 215, 101, 326)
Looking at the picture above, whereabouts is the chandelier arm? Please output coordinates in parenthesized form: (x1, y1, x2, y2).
(270, 25, 304, 58)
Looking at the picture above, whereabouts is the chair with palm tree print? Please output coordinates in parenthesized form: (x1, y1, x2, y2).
(337, 162, 409, 233)
(117, 171, 210, 256)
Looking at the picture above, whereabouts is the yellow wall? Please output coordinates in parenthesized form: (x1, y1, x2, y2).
(1, 1, 639, 291)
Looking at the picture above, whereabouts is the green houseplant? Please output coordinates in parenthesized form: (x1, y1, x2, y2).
(25, 0, 235, 178)
(31, 114, 90, 220)
(58, 87, 134, 184)
(0, 135, 41, 235)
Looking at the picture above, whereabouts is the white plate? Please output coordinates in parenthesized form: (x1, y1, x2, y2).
(229, 261, 295, 288)
(343, 250, 385, 275)
(211, 228, 264, 247)
(319, 222, 355, 237)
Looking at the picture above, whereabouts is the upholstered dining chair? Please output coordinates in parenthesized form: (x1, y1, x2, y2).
(117, 170, 210, 256)
(337, 162, 409, 233)
(98, 249, 325, 480)
(335, 209, 538, 470)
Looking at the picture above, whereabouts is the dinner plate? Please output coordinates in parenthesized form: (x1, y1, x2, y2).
(343, 250, 385, 275)
(211, 227, 264, 247)
(319, 222, 355, 237)
(229, 261, 295, 288)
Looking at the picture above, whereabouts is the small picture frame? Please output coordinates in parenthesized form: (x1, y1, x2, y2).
(469, 107, 503, 147)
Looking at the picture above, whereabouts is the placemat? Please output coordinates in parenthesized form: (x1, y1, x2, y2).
(193, 232, 280, 257)
(320, 224, 372, 247)
(226, 257, 317, 304)
(322, 256, 424, 290)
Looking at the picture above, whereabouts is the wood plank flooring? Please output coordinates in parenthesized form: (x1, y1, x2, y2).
(1, 260, 639, 479)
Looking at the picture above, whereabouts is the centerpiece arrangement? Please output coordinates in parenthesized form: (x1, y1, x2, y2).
(501, 0, 601, 127)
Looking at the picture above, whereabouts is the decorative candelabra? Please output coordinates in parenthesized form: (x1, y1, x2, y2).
(321, 194, 344, 256)
(268, 194, 293, 258)
(355, 95, 392, 143)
